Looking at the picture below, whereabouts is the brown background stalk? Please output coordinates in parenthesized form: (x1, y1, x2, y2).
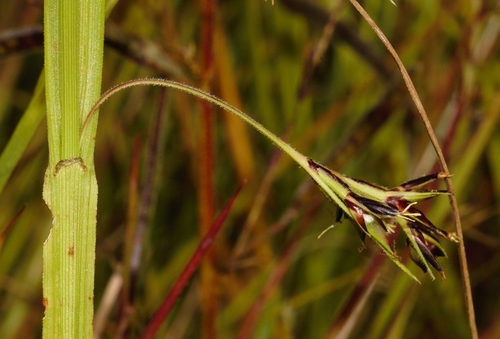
(199, 0, 217, 338)
(346, 0, 477, 337)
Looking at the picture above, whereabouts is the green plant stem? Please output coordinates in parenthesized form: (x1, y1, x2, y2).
(82, 79, 348, 214)
(346, 0, 477, 337)
(59, 1, 79, 159)
(43, 0, 104, 337)
(82, 79, 308, 169)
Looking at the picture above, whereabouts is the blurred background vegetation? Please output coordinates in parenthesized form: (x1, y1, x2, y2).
(0, 0, 499, 338)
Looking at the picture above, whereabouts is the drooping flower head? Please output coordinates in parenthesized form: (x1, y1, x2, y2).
(307, 159, 458, 282)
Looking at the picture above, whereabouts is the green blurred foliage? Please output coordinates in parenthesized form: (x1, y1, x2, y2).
(0, 0, 499, 338)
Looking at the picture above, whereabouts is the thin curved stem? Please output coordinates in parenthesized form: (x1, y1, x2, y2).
(347, 0, 477, 337)
(81, 78, 348, 216)
(82, 78, 310, 172)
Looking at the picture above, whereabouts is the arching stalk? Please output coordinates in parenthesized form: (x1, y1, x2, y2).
(81, 79, 347, 211)
(82, 78, 458, 284)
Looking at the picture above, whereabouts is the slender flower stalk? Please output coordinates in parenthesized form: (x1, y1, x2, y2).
(82, 78, 458, 283)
